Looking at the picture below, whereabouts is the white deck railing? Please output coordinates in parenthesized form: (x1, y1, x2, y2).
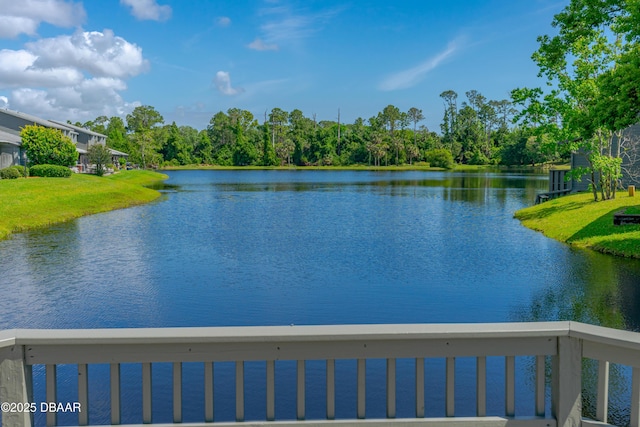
(1, 321, 639, 427)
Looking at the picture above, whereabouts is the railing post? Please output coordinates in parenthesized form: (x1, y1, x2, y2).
(552, 336, 582, 427)
(0, 345, 33, 427)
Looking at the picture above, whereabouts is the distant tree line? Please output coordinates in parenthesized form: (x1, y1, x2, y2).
(75, 89, 565, 169)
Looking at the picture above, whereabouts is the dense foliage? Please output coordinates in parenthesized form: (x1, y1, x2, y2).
(20, 125, 78, 167)
(30, 164, 73, 178)
(512, 0, 640, 200)
(74, 98, 561, 170)
(9, 165, 29, 177)
(69, 2, 640, 174)
(0, 167, 21, 179)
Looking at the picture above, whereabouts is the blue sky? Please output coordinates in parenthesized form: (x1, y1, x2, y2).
(0, 0, 567, 132)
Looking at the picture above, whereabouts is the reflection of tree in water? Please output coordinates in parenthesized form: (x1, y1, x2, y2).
(511, 249, 640, 426)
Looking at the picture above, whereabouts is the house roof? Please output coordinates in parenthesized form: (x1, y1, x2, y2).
(108, 148, 128, 156)
(49, 120, 107, 138)
(0, 128, 22, 146)
(0, 108, 77, 134)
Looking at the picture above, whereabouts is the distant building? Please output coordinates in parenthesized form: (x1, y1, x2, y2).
(0, 108, 128, 171)
(49, 120, 128, 171)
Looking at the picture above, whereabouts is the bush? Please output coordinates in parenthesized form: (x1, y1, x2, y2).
(30, 164, 72, 178)
(88, 144, 112, 176)
(424, 149, 454, 169)
(0, 167, 21, 179)
(9, 165, 29, 177)
(20, 125, 78, 167)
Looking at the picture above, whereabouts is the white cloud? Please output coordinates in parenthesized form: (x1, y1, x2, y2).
(120, 0, 172, 22)
(378, 39, 460, 91)
(216, 16, 231, 27)
(0, 29, 146, 121)
(0, 0, 85, 38)
(0, 16, 39, 38)
(27, 29, 149, 79)
(249, 5, 341, 51)
(11, 81, 140, 122)
(247, 38, 279, 51)
(214, 71, 244, 96)
(0, 96, 8, 109)
(0, 49, 83, 88)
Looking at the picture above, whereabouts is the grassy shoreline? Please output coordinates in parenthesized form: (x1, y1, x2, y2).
(159, 164, 553, 172)
(161, 164, 448, 171)
(515, 192, 640, 258)
(0, 170, 167, 240)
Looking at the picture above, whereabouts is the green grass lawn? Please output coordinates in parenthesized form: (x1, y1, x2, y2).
(515, 192, 640, 258)
(0, 170, 167, 240)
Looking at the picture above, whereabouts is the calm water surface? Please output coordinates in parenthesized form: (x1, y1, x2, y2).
(1, 170, 639, 425)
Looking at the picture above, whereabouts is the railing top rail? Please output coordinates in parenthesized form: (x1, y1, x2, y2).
(3, 321, 640, 353)
(569, 321, 640, 352)
(1, 322, 573, 347)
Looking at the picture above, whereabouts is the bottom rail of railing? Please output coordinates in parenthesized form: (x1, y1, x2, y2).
(71, 417, 557, 427)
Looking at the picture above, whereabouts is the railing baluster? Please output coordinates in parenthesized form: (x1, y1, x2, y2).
(386, 358, 396, 418)
(596, 360, 609, 422)
(631, 367, 640, 427)
(357, 358, 366, 419)
(142, 362, 152, 423)
(505, 356, 515, 417)
(77, 364, 89, 425)
(297, 360, 305, 420)
(535, 356, 545, 417)
(476, 356, 486, 417)
(266, 360, 275, 421)
(173, 362, 182, 423)
(446, 357, 455, 417)
(110, 363, 120, 425)
(46, 364, 57, 427)
(235, 361, 244, 422)
(415, 357, 424, 418)
(204, 362, 214, 422)
(326, 359, 335, 420)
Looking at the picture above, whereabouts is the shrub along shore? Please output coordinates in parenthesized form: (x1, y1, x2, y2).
(0, 170, 167, 240)
(515, 192, 640, 258)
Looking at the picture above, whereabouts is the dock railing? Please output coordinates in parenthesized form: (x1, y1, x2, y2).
(1, 321, 639, 427)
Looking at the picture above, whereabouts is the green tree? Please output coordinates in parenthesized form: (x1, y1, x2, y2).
(126, 105, 164, 134)
(439, 90, 458, 147)
(88, 144, 112, 176)
(260, 120, 277, 166)
(513, 0, 640, 200)
(407, 107, 424, 146)
(83, 116, 108, 134)
(161, 122, 187, 165)
(20, 125, 77, 167)
(126, 106, 164, 168)
(194, 131, 214, 164)
(105, 117, 130, 154)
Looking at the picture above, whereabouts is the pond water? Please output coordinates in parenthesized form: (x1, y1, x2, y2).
(1, 169, 639, 425)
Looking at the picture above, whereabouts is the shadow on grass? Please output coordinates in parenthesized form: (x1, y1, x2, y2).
(516, 200, 589, 221)
(568, 206, 640, 255)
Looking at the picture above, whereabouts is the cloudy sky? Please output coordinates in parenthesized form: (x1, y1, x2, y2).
(0, 0, 567, 131)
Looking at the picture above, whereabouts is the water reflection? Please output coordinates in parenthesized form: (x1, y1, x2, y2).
(1, 169, 640, 423)
(511, 247, 640, 426)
